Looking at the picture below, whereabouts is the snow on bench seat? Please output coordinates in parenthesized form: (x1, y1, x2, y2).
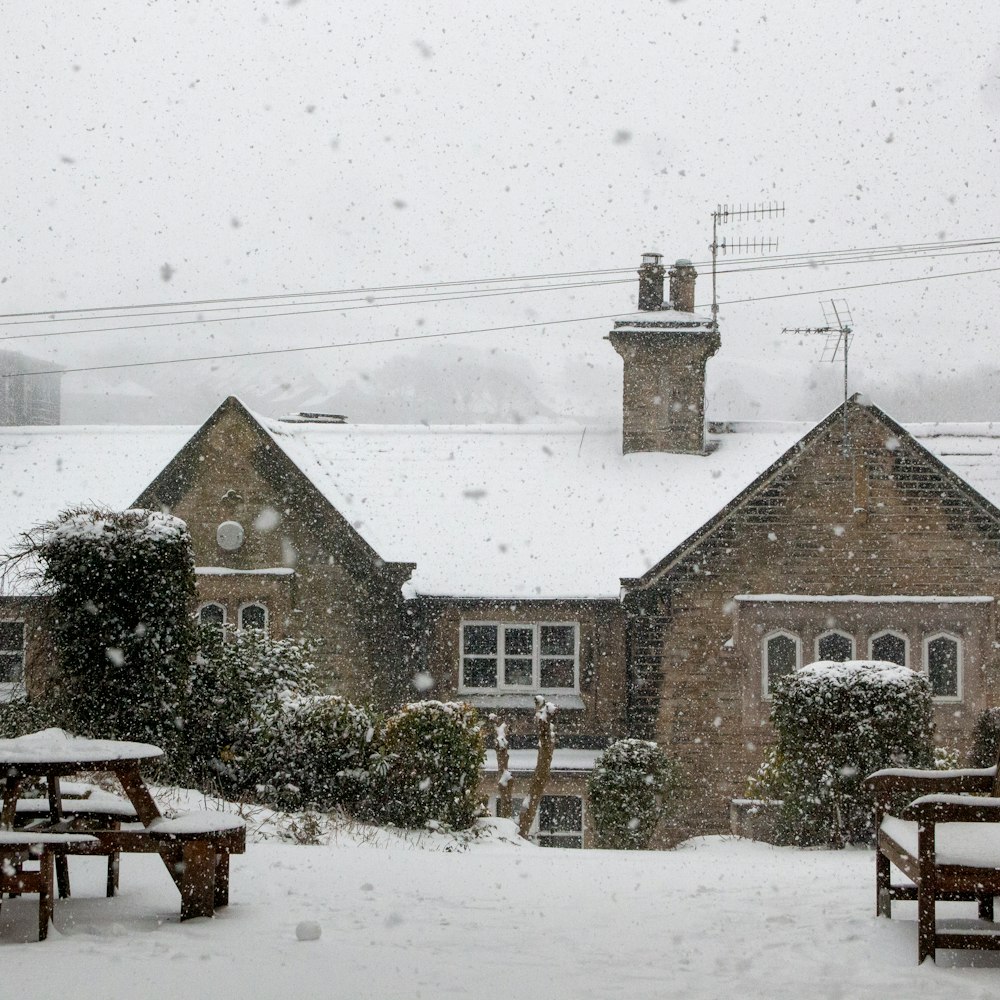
(0, 831, 98, 847)
(881, 812, 1000, 868)
(148, 811, 246, 837)
(15, 797, 139, 819)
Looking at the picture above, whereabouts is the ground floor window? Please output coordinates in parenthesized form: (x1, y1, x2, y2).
(763, 631, 800, 696)
(870, 630, 907, 666)
(492, 794, 584, 849)
(0, 620, 25, 689)
(198, 602, 226, 629)
(816, 630, 854, 662)
(925, 633, 961, 699)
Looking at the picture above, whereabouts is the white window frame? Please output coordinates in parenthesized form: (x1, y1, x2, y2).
(238, 602, 268, 632)
(923, 632, 963, 702)
(459, 621, 580, 693)
(197, 602, 227, 628)
(761, 630, 801, 700)
(869, 629, 909, 667)
(815, 629, 855, 663)
(0, 619, 25, 702)
(490, 793, 584, 848)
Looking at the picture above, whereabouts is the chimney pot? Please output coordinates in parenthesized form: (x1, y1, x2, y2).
(668, 259, 698, 313)
(637, 251, 665, 311)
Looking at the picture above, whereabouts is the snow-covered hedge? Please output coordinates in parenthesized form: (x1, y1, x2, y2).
(179, 624, 320, 789)
(236, 694, 377, 811)
(768, 660, 934, 845)
(588, 738, 680, 849)
(376, 701, 485, 830)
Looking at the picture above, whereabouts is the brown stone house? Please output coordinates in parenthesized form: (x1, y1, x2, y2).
(2, 255, 1000, 847)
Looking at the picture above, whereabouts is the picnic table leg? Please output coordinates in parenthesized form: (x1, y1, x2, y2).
(46, 774, 71, 899)
(917, 822, 937, 963)
(38, 850, 53, 942)
(178, 841, 217, 920)
(214, 851, 230, 908)
(875, 845, 891, 917)
(1, 774, 23, 828)
(979, 894, 995, 922)
(114, 763, 162, 826)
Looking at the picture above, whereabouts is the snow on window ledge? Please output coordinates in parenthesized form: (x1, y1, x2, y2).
(464, 692, 585, 711)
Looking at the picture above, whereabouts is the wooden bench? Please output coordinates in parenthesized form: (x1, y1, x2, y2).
(147, 812, 247, 920)
(14, 793, 139, 898)
(0, 831, 98, 940)
(867, 761, 1000, 963)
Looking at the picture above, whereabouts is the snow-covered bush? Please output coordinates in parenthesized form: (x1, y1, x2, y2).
(769, 660, 934, 846)
(234, 693, 377, 811)
(972, 707, 1000, 767)
(176, 624, 319, 788)
(0, 691, 53, 739)
(588, 738, 680, 849)
(10, 507, 197, 748)
(376, 701, 485, 830)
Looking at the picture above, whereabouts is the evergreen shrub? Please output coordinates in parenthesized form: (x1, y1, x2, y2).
(769, 660, 934, 846)
(376, 701, 484, 829)
(972, 708, 1000, 767)
(588, 738, 680, 849)
(177, 624, 319, 788)
(18, 507, 197, 749)
(234, 693, 377, 811)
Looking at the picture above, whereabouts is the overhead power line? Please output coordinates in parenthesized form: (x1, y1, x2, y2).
(1, 235, 996, 325)
(4, 262, 999, 381)
(1, 240, 998, 345)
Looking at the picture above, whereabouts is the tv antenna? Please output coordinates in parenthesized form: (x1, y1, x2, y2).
(782, 299, 855, 453)
(709, 202, 784, 321)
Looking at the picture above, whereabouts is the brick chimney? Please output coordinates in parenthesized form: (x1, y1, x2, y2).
(607, 256, 720, 455)
(668, 259, 697, 312)
(637, 252, 665, 311)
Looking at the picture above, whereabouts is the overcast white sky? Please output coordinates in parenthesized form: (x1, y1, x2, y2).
(2, 1, 999, 425)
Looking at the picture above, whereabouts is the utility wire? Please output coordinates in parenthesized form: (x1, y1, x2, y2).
(2, 243, 997, 344)
(5, 262, 999, 380)
(1, 235, 996, 323)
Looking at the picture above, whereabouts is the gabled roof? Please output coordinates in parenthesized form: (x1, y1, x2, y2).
(624, 396, 1000, 592)
(2, 397, 1000, 600)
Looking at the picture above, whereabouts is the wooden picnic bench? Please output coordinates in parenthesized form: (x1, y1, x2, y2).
(867, 758, 1000, 963)
(0, 831, 98, 940)
(1, 730, 246, 929)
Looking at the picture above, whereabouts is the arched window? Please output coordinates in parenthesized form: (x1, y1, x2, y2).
(924, 633, 961, 700)
(239, 603, 268, 632)
(763, 631, 800, 697)
(870, 630, 908, 667)
(198, 603, 226, 630)
(816, 630, 854, 663)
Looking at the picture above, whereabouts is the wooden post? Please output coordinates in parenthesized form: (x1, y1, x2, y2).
(917, 821, 937, 963)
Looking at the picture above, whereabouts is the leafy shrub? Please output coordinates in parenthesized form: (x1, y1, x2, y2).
(0, 692, 54, 739)
(234, 694, 377, 811)
(376, 701, 485, 830)
(770, 660, 934, 846)
(589, 738, 680, 849)
(9, 507, 197, 749)
(972, 708, 1000, 767)
(173, 624, 318, 787)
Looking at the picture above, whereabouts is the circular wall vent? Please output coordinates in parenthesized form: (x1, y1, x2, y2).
(217, 520, 245, 551)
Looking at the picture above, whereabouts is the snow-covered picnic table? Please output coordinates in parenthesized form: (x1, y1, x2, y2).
(0, 729, 245, 930)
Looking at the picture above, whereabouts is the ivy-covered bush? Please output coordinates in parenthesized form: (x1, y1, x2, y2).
(233, 694, 377, 811)
(769, 660, 934, 846)
(0, 692, 54, 739)
(174, 624, 319, 788)
(376, 701, 485, 830)
(589, 738, 680, 849)
(12, 507, 197, 749)
(972, 708, 1000, 767)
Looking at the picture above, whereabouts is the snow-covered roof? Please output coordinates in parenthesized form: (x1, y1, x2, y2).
(2, 412, 1000, 600)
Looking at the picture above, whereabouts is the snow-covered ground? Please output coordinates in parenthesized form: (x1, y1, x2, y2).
(3, 805, 999, 999)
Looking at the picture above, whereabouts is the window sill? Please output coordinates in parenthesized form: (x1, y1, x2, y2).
(463, 692, 585, 711)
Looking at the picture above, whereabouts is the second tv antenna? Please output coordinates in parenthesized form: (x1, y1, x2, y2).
(783, 299, 855, 452)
